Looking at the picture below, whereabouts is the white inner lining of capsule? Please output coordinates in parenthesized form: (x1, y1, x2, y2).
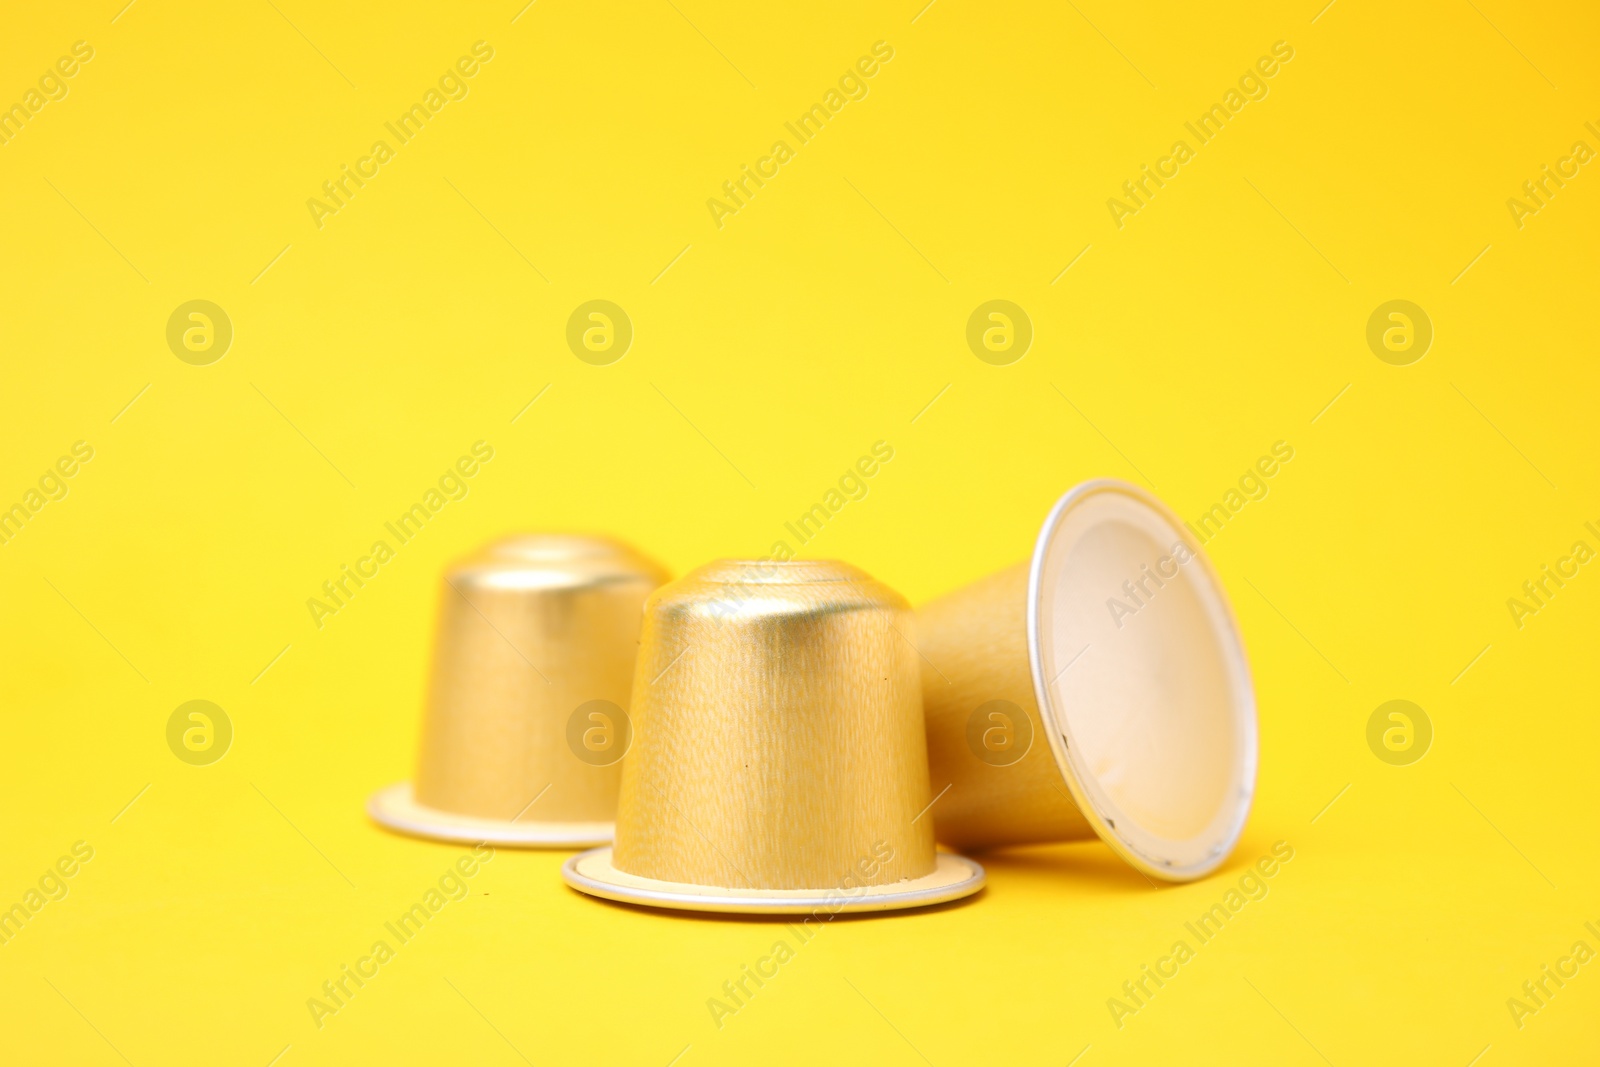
(1035, 488, 1255, 872)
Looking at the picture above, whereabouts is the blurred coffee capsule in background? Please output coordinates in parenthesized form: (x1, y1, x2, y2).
(563, 559, 985, 913)
(368, 534, 667, 847)
(917, 480, 1256, 881)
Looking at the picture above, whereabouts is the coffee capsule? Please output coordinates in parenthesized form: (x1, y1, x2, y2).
(562, 559, 985, 913)
(916, 480, 1256, 881)
(368, 534, 667, 847)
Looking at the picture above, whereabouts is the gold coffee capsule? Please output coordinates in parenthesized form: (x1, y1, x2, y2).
(562, 559, 984, 913)
(917, 480, 1256, 881)
(368, 534, 667, 847)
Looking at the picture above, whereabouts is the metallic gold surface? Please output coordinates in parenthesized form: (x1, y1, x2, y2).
(398, 534, 667, 837)
(612, 559, 937, 892)
(918, 562, 1096, 850)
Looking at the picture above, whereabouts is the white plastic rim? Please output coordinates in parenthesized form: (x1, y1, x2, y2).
(366, 783, 613, 849)
(1026, 480, 1257, 881)
(562, 847, 986, 915)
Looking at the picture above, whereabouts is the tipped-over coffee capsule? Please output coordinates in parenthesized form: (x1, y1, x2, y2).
(368, 534, 668, 847)
(562, 559, 985, 913)
(916, 480, 1256, 881)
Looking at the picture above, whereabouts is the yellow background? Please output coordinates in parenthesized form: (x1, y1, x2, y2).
(2, 0, 1597, 1063)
